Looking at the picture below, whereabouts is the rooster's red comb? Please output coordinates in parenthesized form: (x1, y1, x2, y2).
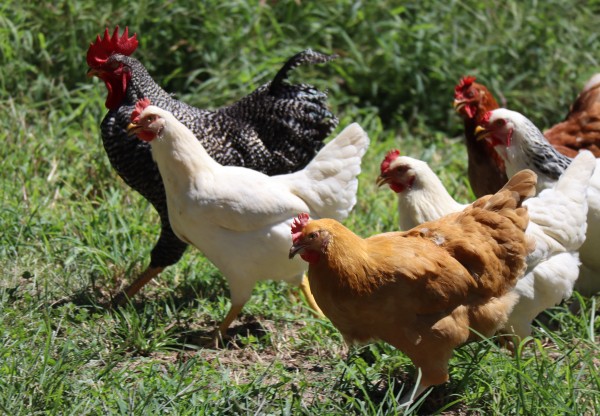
(454, 75, 477, 96)
(87, 26, 138, 68)
(131, 98, 152, 122)
(380, 149, 400, 174)
(291, 213, 310, 243)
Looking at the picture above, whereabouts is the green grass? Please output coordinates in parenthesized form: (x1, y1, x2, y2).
(1, 0, 599, 414)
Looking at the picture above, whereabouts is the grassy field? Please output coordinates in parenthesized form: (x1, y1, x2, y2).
(1, 0, 599, 414)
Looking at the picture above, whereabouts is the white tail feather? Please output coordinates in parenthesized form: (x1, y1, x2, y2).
(281, 123, 370, 220)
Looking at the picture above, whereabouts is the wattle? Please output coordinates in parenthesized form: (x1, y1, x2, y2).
(465, 104, 476, 119)
(137, 130, 155, 142)
(103, 71, 130, 110)
(390, 182, 406, 193)
(300, 250, 320, 264)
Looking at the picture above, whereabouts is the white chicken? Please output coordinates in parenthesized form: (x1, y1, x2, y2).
(376, 150, 595, 340)
(127, 98, 370, 339)
(476, 108, 600, 296)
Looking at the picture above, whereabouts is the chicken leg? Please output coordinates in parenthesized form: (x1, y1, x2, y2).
(399, 379, 429, 406)
(299, 275, 324, 317)
(113, 266, 164, 306)
(211, 302, 247, 348)
(218, 303, 245, 336)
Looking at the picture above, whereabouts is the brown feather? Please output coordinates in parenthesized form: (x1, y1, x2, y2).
(544, 81, 600, 157)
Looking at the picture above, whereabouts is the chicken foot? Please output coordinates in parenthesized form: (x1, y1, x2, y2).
(218, 303, 245, 336)
(399, 379, 429, 407)
(113, 266, 164, 306)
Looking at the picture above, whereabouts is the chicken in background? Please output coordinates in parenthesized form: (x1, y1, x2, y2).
(454, 75, 600, 197)
(476, 108, 600, 296)
(87, 27, 339, 304)
(376, 150, 595, 342)
(127, 98, 369, 341)
(376, 150, 464, 231)
(289, 171, 535, 404)
(544, 74, 600, 158)
(453, 76, 508, 197)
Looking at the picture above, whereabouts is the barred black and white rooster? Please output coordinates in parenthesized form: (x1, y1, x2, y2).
(87, 27, 338, 302)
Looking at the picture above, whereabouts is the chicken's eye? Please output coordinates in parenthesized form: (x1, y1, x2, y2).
(309, 232, 318, 240)
(465, 90, 474, 98)
(494, 119, 506, 127)
(108, 61, 119, 70)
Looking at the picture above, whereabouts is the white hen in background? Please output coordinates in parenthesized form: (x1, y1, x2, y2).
(128, 98, 370, 339)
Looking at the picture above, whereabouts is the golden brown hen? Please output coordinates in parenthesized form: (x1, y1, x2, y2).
(289, 170, 536, 404)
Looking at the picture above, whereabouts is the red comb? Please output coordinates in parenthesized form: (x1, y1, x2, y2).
(87, 26, 138, 68)
(380, 149, 400, 174)
(454, 75, 476, 96)
(291, 213, 310, 243)
(131, 98, 152, 122)
(480, 110, 493, 126)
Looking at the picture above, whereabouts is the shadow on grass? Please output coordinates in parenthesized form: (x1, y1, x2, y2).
(49, 267, 226, 310)
(46, 270, 275, 352)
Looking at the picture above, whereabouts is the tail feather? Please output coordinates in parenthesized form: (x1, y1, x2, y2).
(525, 150, 595, 251)
(475, 169, 537, 214)
(281, 123, 370, 221)
(270, 49, 338, 92)
(498, 169, 538, 203)
(219, 50, 339, 173)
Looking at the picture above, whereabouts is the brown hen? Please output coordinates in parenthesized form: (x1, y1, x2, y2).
(544, 74, 600, 157)
(289, 170, 536, 404)
(454, 76, 508, 197)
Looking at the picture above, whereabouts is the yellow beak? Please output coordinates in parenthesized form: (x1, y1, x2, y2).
(474, 125, 489, 141)
(452, 99, 462, 109)
(127, 122, 141, 137)
(375, 174, 390, 187)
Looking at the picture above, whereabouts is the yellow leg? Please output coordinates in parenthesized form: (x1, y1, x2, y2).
(299, 275, 324, 318)
(217, 303, 245, 338)
(113, 266, 164, 306)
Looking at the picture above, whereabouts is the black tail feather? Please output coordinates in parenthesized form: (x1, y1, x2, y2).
(270, 49, 338, 93)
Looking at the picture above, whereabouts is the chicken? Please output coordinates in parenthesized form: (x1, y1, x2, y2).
(454, 75, 600, 197)
(87, 27, 338, 303)
(453, 76, 508, 197)
(376, 150, 595, 341)
(289, 171, 535, 403)
(127, 98, 369, 339)
(544, 74, 600, 158)
(476, 108, 600, 296)
(376, 150, 465, 231)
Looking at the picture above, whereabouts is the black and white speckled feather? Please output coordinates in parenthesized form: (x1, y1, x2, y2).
(98, 50, 338, 269)
(490, 109, 572, 189)
(514, 115, 572, 180)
